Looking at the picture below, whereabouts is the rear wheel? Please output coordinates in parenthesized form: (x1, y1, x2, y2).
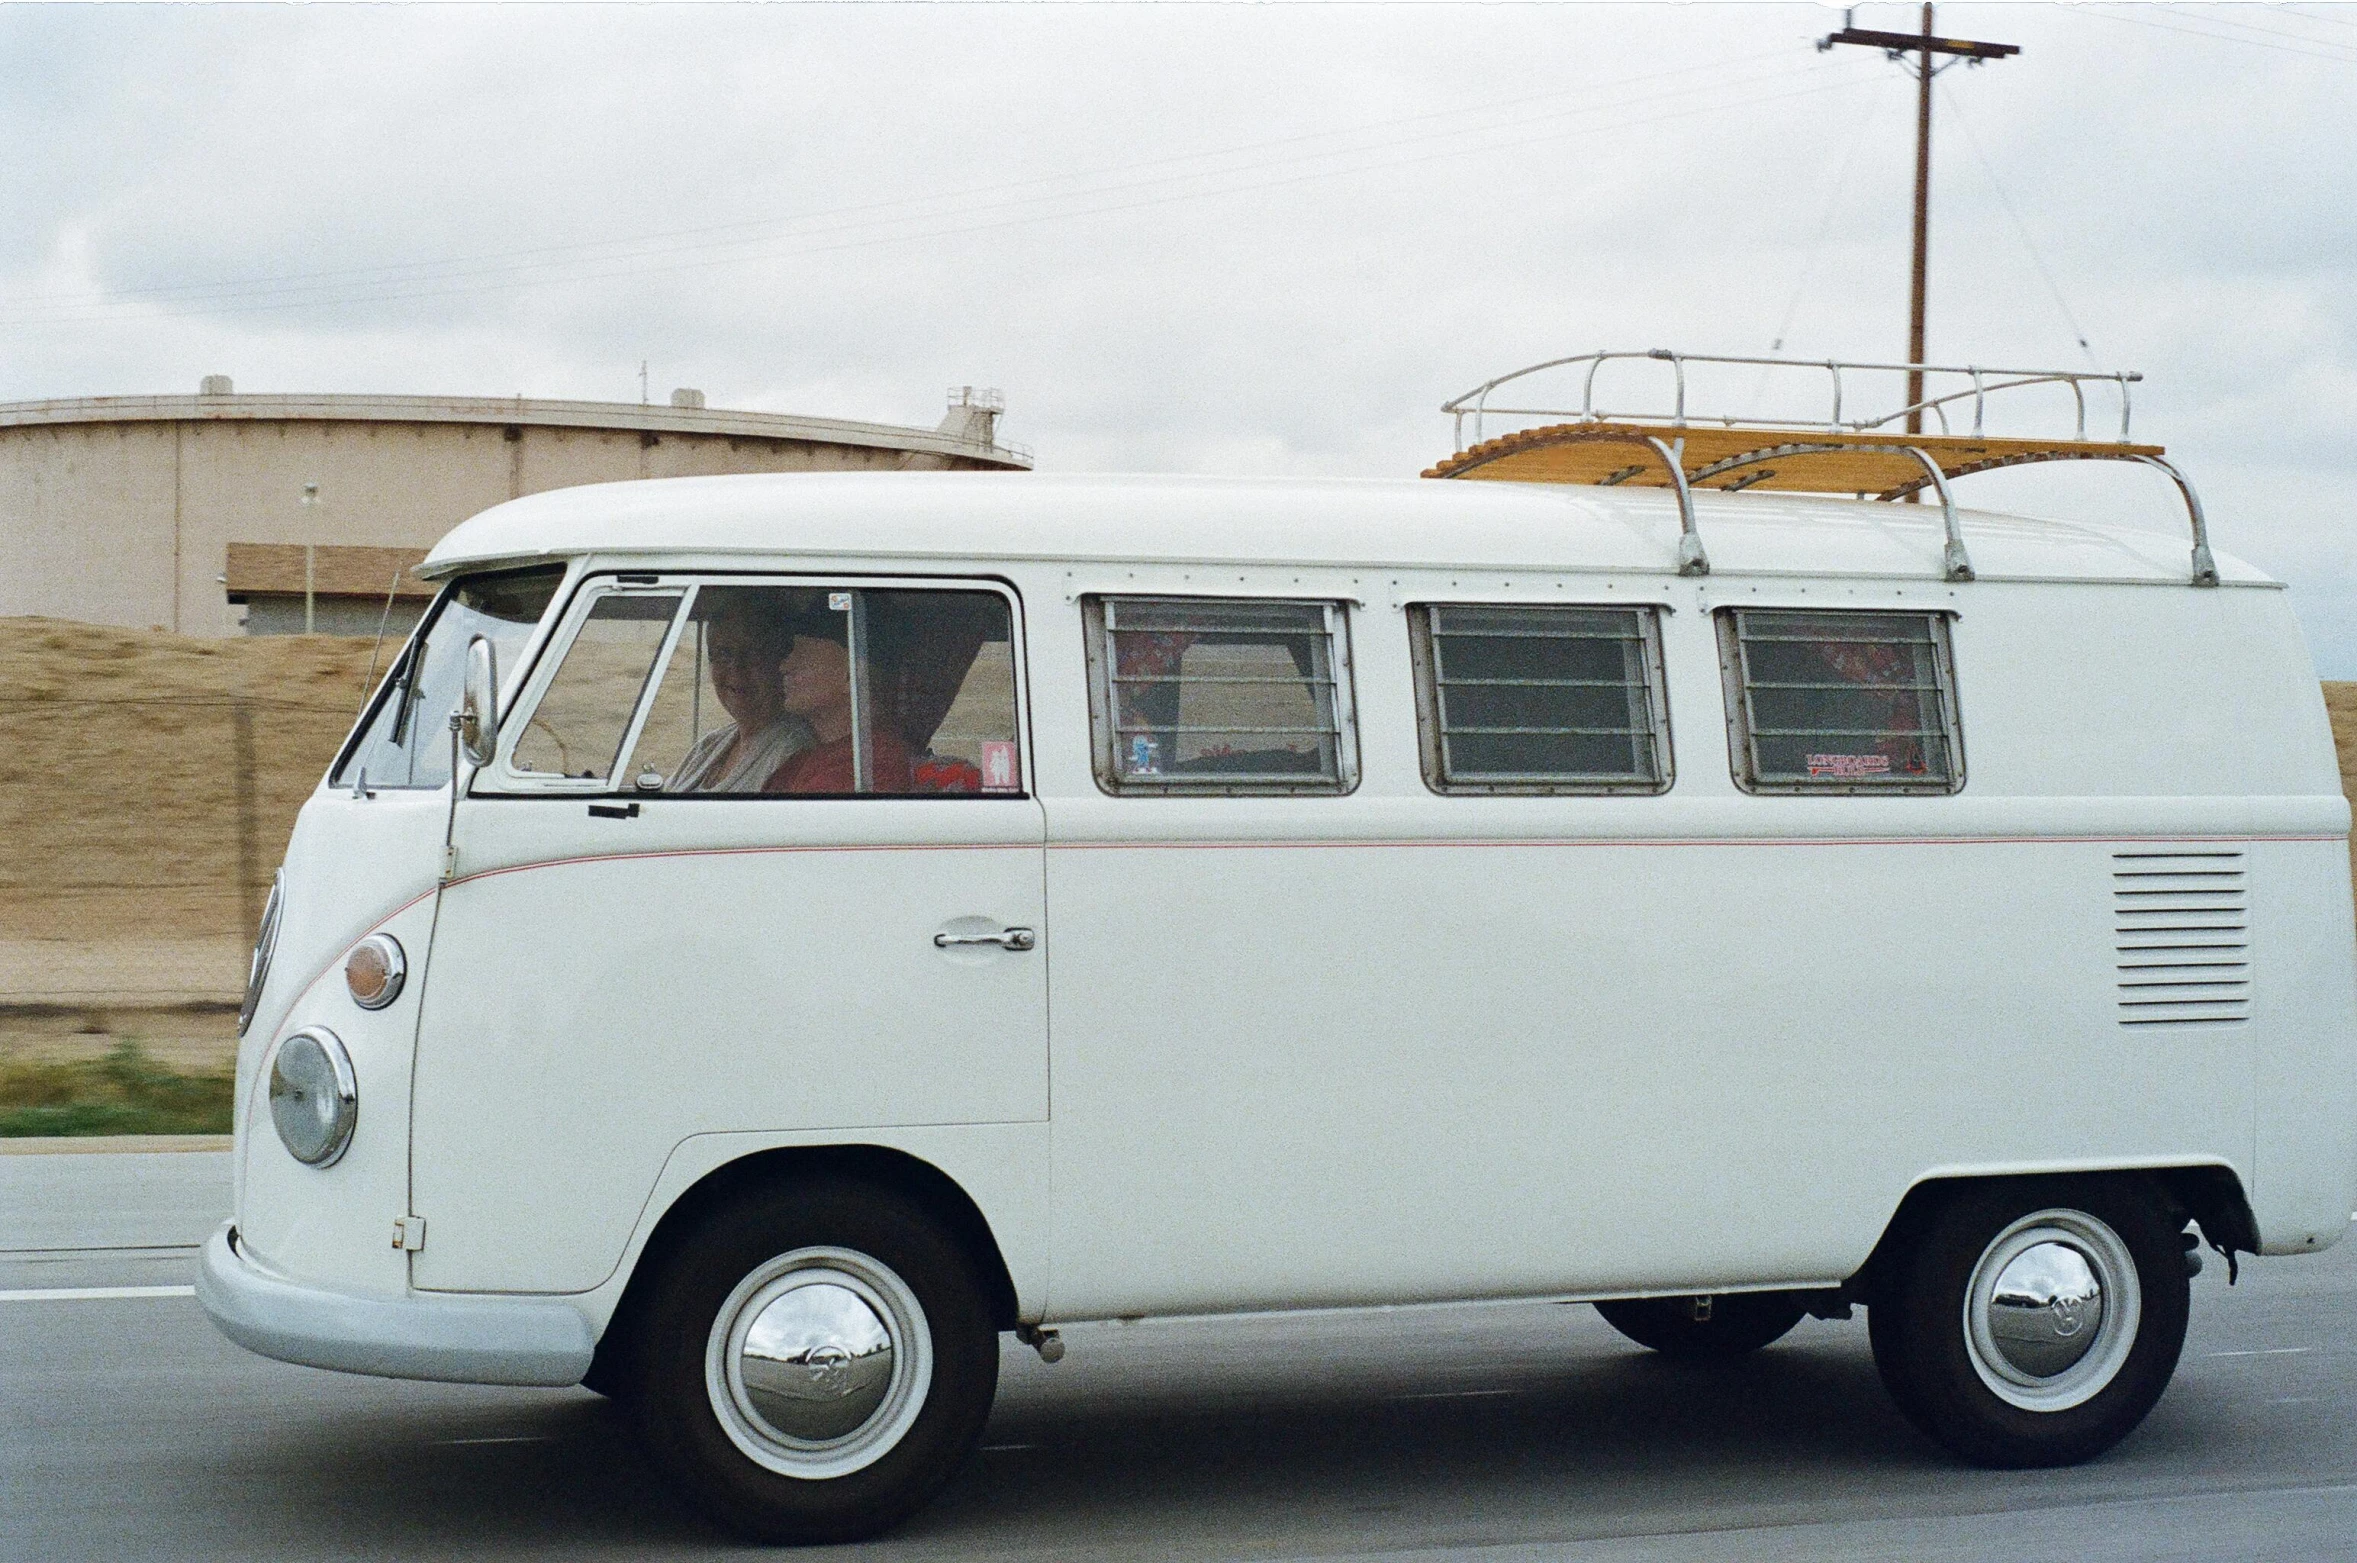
(627, 1180, 998, 1544)
(1593, 1292, 1808, 1359)
(1868, 1177, 2188, 1468)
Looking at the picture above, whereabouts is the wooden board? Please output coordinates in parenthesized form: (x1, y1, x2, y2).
(1422, 421, 2164, 497)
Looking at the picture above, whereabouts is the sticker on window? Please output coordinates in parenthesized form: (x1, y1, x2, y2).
(980, 740, 1020, 792)
(1807, 753, 1893, 778)
(1719, 607, 1962, 793)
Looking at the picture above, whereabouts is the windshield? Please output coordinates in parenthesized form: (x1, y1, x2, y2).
(332, 566, 567, 790)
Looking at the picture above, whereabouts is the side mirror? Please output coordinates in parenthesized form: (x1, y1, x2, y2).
(458, 635, 499, 767)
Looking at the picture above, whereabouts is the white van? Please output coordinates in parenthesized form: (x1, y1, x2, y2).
(200, 365, 2357, 1543)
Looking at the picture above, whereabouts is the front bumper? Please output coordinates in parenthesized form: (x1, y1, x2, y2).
(196, 1223, 595, 1387)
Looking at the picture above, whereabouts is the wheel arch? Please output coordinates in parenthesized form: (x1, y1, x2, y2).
(585, 1143, 1022, 1395)
(1845, 1162, 2257, 1304)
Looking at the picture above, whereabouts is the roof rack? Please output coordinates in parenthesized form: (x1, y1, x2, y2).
(1425, 350, 2216, 587)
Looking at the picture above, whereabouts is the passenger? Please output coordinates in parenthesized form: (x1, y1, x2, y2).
(762, 614, 915, 793)
(667, 600, 815, 792)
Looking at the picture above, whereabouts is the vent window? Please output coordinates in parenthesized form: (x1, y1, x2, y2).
(1084, 597, 1356, 793)
(1718, 608, 1963, 794)
(2115, 850, 2250, 1026)
(1410, 604, 1671, 793)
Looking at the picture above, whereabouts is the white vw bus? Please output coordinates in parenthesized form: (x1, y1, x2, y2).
(202, 358, 2357, 1544)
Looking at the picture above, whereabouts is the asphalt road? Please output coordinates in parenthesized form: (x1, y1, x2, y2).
(4, 1152, 2353, 1562)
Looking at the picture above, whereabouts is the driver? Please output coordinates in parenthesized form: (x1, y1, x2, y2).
(667, 595, 815, 792)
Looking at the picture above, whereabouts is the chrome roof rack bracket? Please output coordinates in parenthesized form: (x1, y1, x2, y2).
(1644, 434, 1708, 576)
(2130, 454, 2219, 587)
(1902, 446, 1975, 583)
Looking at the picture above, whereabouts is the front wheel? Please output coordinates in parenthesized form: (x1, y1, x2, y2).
(1868, 1177, 2189, 1468)
(627, 1180, 999, 1544)
(1594, 1292, 1808, 1359)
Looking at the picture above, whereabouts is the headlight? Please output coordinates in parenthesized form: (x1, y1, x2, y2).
(238, 872, 285, 1039)
(270, 1028, 358, 1168)
(345, 934, 407, 1011)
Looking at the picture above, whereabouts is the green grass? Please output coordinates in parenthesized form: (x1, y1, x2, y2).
(0, 1040, 233, 1137)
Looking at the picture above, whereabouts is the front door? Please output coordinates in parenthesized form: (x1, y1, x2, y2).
(410, 574, 1045, 1294)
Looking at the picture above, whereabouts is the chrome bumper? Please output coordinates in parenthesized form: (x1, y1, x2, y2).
(196, 1223, 595, 1387)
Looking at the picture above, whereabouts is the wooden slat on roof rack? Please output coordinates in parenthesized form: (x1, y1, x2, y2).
(1422, 420, 2165, 498)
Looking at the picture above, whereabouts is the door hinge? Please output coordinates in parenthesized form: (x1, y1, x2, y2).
(392, 1215, 428, 1252)
(440, 844, 458, 882)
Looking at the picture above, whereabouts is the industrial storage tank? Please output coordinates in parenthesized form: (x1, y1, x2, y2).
(0, 379, 1029, 637)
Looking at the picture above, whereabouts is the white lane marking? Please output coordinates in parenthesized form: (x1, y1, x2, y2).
(439, 1436, 549, 1446)
(0, 1284, 195, 1303)
(1391, 1388, 1517, 1401)
(2205, 1347, 2315, 1358)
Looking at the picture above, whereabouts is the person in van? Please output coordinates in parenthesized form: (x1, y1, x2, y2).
(766, 603, 916, 793)
(666, 589, 814, 793)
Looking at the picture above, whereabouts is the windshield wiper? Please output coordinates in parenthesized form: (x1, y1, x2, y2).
(386, 646, 421, 748)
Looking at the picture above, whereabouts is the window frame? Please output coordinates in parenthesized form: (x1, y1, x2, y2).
(476, 571, 1033, 801)
(1715, 605, 1966, 796)
(484, 577, 691, 796)
(1082, 594, 1361, 797)
(1407, 602, 1675, 797)
(330, 562, 572, 792)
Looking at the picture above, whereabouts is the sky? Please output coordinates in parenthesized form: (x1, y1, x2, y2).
(3, 1, 2354, 666)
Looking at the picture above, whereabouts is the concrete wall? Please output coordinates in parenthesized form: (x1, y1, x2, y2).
(0, 403, 1023, 637)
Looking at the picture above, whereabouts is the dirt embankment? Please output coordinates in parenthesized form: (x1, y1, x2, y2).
(0, 617, 383, 955)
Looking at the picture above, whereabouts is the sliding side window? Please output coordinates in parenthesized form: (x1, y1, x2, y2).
(495, 580, 1024, 797)
(630, 584, 1021, 797)
(1085, 596, 1357, 794)
(1410, 604, 1671, 794)
(1718, 608, 1963, 794)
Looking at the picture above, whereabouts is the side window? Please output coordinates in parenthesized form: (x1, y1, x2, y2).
(1718, 607, 1963, 793)
(508, 591, 683, 782)
(1409, 604, 1671, 794)
(1084, 596, 1357, 794)
(622, 582, 1022, 797)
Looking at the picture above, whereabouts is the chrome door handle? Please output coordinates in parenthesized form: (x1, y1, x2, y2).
(933, 927, 1037, 952)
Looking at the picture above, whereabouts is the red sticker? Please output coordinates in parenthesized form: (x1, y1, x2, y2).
(1807, 753, 1891, 778)
(981, 741, 1020, 792)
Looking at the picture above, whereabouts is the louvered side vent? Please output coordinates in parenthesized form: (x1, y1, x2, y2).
(2114, 851, 2250, 1026)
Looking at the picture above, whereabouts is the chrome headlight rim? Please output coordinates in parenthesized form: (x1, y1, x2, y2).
(345, 934, 407, 1012)
(268, 1027, 358, 1169)
(238, 872, 285, 1039)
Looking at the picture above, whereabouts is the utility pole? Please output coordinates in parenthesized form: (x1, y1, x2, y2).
(1820, 5, 2018, 433)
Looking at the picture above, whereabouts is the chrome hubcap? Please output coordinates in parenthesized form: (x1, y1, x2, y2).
(1987, 1242, 2104, 1377)
(739, 1282, 896, 1442)
(1963, 1209, 2140, 1412)
(706, 1247, 930, 1479)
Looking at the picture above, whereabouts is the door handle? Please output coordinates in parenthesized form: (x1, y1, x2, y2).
(933, 927, 1037, 952)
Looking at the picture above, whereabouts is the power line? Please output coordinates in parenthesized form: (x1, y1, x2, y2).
(0, 54, 1856, 324)
(1937, 80, 2099, 368)
(0, 48, 1810, 319)
(2277, 3, 2357, 32)
(1, 61, 1887, 330)
(2157, 3, 2357, 51)
(1764, 81, 1898, 355)
(2074, 4, 2357, 65)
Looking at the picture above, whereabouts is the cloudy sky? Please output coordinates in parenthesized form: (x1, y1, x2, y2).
(5, 2, 2354, 664)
